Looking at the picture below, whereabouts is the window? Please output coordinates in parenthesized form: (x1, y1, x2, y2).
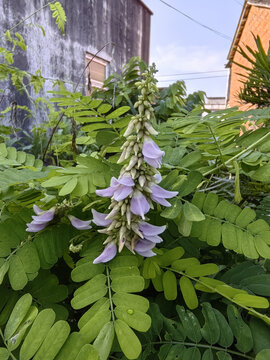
(85, 53, 108, 93)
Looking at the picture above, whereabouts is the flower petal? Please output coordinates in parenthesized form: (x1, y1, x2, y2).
(26, 222, 47, 232)
(135, 248, 156, 257)
(142, 139, 165, 159)
(114, 185, 133, 201)
(151, 195, 172, 207)
(139, 222, 166, 236)
(33, 204, 43, 215)
(144, 234, 163, 243)
(130, 191, 150, 219)
(68, 215, 91, 230)
(92, 209, 112, 227)
(153, 172, 162, 184)
(117, 175, 135, 187)
(93, 243, 117, 264)
(96, 185, 117, 198)
(144, 156, 162, 168)
(135, 239, 155, 252)
(151, 184, 178, 199)
(32, 209, 55, 223)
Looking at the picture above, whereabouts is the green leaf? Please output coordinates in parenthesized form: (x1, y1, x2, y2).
(183, 347, 201, 360)
(163, 270, 177, 300)
(183, 201, 205, 222)
(250, 317, 270, 355)
(114, 306, 151, 332)
(97, 104, 112, 114)
(0, 261, 9, 285)
(179, 276, 198, 309)
(112, 293, 149, 312)
(59, 177, 78, 196)
(107, 106, 130, 119)
(177, 171, 202, 197)
(33, 320, 70, 360)
(201, 303, 220, 345)
(213, 309, 234, 348)
(256, 349, 270, 360)
(185, 264, 219, 277)
(161, 198, 182, 219)
(75, 344, 99, 360)
(96, 131, 118, 146)
(114, 319, 142, 360)
(0, 348, 9, 360)
(202, 349, 214, 360)
(176, 306, 202, 343)
(93, 322, 114, 360)
(233, 294, 269, 308)
(20, 309, 56, 360)
(4, 293, 32, 340)
(216, 351, 232, 360)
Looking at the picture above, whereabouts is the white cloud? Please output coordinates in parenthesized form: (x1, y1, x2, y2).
(150, 44, 229, 96)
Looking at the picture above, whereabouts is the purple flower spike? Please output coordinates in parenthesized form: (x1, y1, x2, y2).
(150, 184, 178, 207)
(93, 243, 117, 264)
(26, 222, 47, 232)
(91, 209, 112, 227)
(68, 215, 92, 230)
(135, 248, 156, 257)
(130, 190, 150, 219)
(96, 175, 134, 202)
(142, 138, 165, 168)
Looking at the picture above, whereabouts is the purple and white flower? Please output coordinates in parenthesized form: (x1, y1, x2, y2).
(68, 215, 91, 230)
(130, 190, 150, 219)
(134, 239, 156, 257)
(26, 205, 55, 232)
(142, 138, 165, 168)
(91, 209, 112, 227)
(96, 175, 134, 201)
(93, 243, 117, 264)
(150, 184, 178, 207)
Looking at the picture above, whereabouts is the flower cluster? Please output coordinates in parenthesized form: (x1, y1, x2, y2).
(92, 66, 178, 263)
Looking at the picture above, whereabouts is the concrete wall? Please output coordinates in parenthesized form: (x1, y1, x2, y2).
(227, 4, 270, 109)
(0, 0, 151, 127)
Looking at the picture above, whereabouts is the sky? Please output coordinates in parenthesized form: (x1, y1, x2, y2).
(142, 0, 243, 97)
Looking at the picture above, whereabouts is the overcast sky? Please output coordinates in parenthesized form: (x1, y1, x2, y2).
(142, 0, 243, 97)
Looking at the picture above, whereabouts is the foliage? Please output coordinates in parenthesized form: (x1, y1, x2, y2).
(2, 4, 270, 360)
(236, 35, 270, 107)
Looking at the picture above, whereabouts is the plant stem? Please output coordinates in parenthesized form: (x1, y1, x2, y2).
(0, 328, 17, 360)
(1, 1, 54, 40)
(164, 266, 270, 325)
(203, 129, 270, 176)
(106, 265, 115, 323)
(144, 341, 254, 359)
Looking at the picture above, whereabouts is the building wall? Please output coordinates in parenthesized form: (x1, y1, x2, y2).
(0, 0, 151, 127)
(227, 4, 270, 109)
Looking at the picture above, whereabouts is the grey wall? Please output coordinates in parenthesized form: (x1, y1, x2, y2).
(0, 0, 151, 127)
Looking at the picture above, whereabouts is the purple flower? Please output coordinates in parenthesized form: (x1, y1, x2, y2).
(91, 209, 112, 227)
(139, 221, 166, 243)
(134, 239, 156, 257)
(93, 243, 117, 264)
(68, 215, 91, 230)
(26, 206, 55, 233)
(150, 184, 178, 207)
(96, 175, 134, 202)
(142, 138, 165, 168)
(130, 190, 150, 219)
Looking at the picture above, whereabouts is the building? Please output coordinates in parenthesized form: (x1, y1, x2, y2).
(226, 0, 270, 109)
(205, 97, 226, 113)
(0, 0, 152, 126)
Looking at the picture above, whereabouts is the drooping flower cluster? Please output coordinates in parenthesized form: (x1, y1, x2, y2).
(92, 66, 178, 263)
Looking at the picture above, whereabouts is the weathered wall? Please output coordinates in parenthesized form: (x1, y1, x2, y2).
(0, 0, 151, 127)
(227, 5, 270, 109)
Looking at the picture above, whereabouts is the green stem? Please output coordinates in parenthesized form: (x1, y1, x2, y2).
(164, 266, 270, 325)
(207, 124, 226, 168)
(0, 328, 17, 360)
(106, 265, 115, 323)
(1, 1, 54, 40)
(203, 129, 270, 176)
(144, 341, 254, 359)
